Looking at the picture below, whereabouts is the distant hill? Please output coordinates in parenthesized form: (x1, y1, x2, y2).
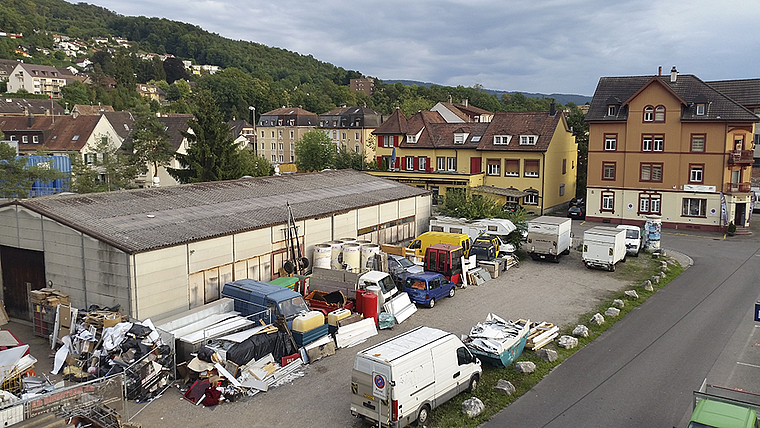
(384, 80, 592, 106)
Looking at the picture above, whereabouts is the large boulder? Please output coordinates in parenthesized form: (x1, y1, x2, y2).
(625, 290, 639, 299)
(650, 275, 660, 284)
(643, 281, 654, 292)
(536, 348, 558, 362)
(514, 361, 536, 373)
(558, 335, 578, 349)
(604, 307, 621, 317)
(590, 313, 605, 325)
(572, 325, 589, 337)
(612, 299, 625, 308)
(462, 397, 485, 418)
(494, 379, 515, 395)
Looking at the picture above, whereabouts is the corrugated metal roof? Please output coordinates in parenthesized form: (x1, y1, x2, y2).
(12, 170, 429, 254)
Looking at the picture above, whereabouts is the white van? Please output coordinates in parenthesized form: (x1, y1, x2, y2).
(616, 224, 643, 256)
(350, 326, 482, 427)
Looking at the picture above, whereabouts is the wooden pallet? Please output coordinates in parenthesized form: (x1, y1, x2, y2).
(526, 322, 559, 350)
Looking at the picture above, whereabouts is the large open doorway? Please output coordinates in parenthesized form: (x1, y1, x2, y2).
(1, 245, 46, 320)
(735, 203, 747, 227)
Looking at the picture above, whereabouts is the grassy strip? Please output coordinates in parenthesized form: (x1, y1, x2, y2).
(430, 254, 685, 427)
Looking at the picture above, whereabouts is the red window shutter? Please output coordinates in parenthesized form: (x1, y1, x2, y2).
(394, 136, 399, 147)
(413, 156, 419, 170)
(401, 156, 406, 170)
(426, 157, 432, 172)
(377, 156, 383, 169)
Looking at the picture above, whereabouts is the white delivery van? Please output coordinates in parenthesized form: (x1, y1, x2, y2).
(358, 270, 398, 301)
(350, 326, 482, 427)
(526, 216, 572, 262)
(616, 224, 643, 256)
(583, 226, 627, 271)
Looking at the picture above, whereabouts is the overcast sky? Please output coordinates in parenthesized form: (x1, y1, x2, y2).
(69, 0, 760, 96)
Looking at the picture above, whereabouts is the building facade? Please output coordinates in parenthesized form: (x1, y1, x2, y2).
(586, 68, 759, 231)
(7, 63, 68, 98)
(257, 107, 318, 165)
(318, 106, 383, 163)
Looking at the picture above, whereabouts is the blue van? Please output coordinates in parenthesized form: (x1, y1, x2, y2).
(402, 272, 456, 308)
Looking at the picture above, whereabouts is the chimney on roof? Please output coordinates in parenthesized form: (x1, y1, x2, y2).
(658, 66, 662, 76)
(448, 94, 452, 103)
(670, 66, 678, 83)
(549, 101, 557, 117)
(463, 98, 468, 107)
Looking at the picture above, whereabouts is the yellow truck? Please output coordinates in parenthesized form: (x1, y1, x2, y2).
(406, 231, 471, 260)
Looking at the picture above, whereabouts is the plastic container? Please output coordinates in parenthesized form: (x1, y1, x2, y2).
(362, 292, 378, 324)
(355, 288, 366, 315)
(365, 285, 385, 313)
(327, 308, 351, 326)
(343, 243, 362, 272)
(361, 243, 381, 272)
(292, 310, 325, 333)
(327, 240, 344, 269)
(313, 244, 332, 270)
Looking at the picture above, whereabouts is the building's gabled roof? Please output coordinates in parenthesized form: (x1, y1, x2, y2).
(372, 108, 408, 135)
(318, 106, 383, 128)
(587, 74, 759, 122)
(157, 114, 194, 151)
(399, 111, 447, 148)
(228, 119, 253, 137)
(477, 111, 564, 152)
(435, 102, 493, 122)
(103, 111, 135, 142)
(706, 78, 760, 109)
(258, 107, 318, 127)
(0, 98, 65, 116)
(423, 122, 489, 149)
(44, 116, 101, 151)
(72, 104, 115, 116)
(13, 63, 65, 78)
(9, 170, 429, 254)
(0, 59, 20, 79)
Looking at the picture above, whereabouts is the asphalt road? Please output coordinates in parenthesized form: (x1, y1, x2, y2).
(484, 225, 760, 428)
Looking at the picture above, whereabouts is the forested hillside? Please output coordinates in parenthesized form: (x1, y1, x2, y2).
(0, 0, 584, 119)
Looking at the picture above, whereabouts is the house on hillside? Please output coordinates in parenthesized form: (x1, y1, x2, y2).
(136, 84, 165, 102)
(6, 63, 68, 98)
(318, 106, 383, 163)
(369, 104, 577, 212)
(0, 98, 65, 117)
(229, 119, 255, 150)
(585, 67, 759, 232)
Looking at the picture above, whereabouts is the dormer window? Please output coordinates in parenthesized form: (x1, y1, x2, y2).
(494, 135, 511, 145)
(407, 134, 417, 144)
(519, 135, 537, 145)
(607, 105, 616, 116)
(696, 103, 705, 116)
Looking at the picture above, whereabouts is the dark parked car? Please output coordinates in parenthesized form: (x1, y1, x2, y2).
(567, 205, 586, 219)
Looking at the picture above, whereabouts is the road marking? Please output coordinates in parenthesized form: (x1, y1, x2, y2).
(736, 361, 760, 369)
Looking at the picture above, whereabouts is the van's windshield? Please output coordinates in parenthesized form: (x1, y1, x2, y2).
(278, 296, 309, 319)
(625, 230, 639, 239)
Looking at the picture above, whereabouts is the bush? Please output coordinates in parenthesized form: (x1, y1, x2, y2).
(727, 221, 736, 236)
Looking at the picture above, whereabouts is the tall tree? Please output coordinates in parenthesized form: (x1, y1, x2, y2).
(0, 142, 66, 199)
(566, 105, 589, 198)
(125, 104, 174, 180)
(168, 90, 244, 183)
(294, 130, 336, 172)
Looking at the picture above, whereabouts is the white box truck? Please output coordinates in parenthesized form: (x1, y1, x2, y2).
(526, 216, 572, 262)
(582, 226, 627, 271)
(350, 326, 482, 427)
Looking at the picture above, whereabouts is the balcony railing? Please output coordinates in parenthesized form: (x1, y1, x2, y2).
(727, 150, 754, 165)
(724, 182, 751, 193)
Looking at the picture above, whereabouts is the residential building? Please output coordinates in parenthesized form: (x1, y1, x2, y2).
(228, 119, 256, 151)
(136, 84, 165, 102)
(431, 100, 494, 123)
(350, 78, 375, 96)
(0, 59, 19, 82)
(585, 68, 759, 232)
(133, 114, 194, 188)
(6, 63, 68, 98)
(71, 104, 115, 118)
(369, 104, 577, 212)
(318, 106, 383, 162)
(704, 78, 760, 168)
(257, 107, 318, 165)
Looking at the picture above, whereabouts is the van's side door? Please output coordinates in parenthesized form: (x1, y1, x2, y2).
(430, 340, 461, 406)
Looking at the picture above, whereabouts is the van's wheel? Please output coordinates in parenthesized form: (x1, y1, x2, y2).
(529, 253, 538, 261)
(552, 255, 560, 263)
(562, 248, 570, 255)
(585, 262, 591, 269)
(609, 264, 616, 272)
(428, 298, 435, 308)
(468, 374, 480, 392)
(621, 255, 627, 263)
(633, 249, 639, 257)
(416, 405, 431, 426)
(449, 286, 456, 298)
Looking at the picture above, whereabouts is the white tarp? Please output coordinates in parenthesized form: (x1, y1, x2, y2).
(383, 292, 417, 324)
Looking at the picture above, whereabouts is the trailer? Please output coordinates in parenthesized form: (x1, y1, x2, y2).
(582, 226, 626, 271)
(526, 216, 572, 263)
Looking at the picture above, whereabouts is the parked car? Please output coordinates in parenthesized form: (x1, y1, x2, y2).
(567, 205, 586, 219)
(387, 254, 424, 286)
(402, 272, 456, 308)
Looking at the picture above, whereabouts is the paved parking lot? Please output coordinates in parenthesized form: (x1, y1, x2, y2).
(126, 244, 664, 428)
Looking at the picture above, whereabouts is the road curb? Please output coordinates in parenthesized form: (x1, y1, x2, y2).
(664, 248, 693, 269)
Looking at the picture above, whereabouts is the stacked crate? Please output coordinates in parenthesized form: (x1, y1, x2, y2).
(30, 288, 69, 338)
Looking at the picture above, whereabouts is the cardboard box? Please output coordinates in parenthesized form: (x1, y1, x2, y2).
(103, 314, 121, 328)
(306, 340, 336, 363)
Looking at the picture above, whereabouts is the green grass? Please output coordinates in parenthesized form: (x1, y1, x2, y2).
(429, 253, 685, 427)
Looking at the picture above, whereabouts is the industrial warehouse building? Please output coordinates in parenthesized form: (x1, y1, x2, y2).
(0, 170, 431, 321)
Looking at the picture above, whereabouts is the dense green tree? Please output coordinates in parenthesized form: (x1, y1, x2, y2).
(61, 80, 91, 106)
(239, 149, 272, 177)
(566, 105, 589, 198)
(333, 145, 370, 171)
(125, 103, 174, 179)
(168, 90, 244, 183)
(163, 57, 188, 84)
(294, 130, 336, 172)
(0, 142, 66, 199)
